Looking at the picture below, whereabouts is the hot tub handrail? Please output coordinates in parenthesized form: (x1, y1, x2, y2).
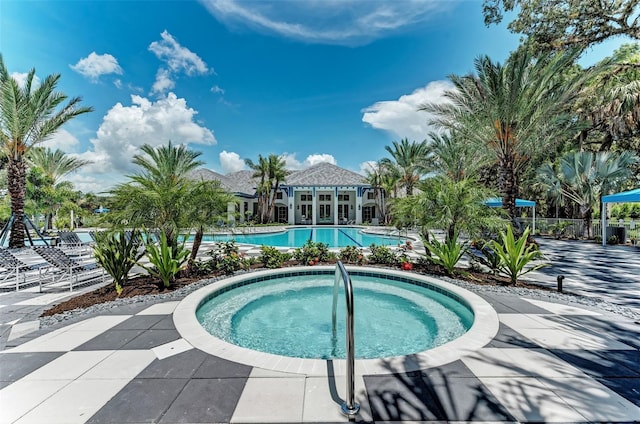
(332, 261, 360, 416)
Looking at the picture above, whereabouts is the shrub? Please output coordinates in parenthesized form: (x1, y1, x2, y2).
(143, 232, 190, 288)
(549, 221, 572, 239)
(424, 232, 467, 275)
(368, 244, 398, 266)
(208, 241, 247, 275)
(338, 245, 365, 265)
(259, 245, 291, 268)
(294, 240, 333, 265)
(468, 240, 501, 275)
(93, 229, 145, 295)
(607, 235, 619, 245)
(491, 225, 547, 285)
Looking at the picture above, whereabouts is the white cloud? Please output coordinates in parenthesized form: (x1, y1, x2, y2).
(76, 92, 216, 183)
(362, 80, 453, 140)
(211, 85, 225, 94)
(219, 150, 245, 173)
(358, 160, 378, 176)
(70, 52, 123, 81)
(199, 0, 453, 45)
(10, 72, 40, 88)
(151, 68, 175, 95)
(40, 129, 80, 152)
(149, 30, 210, 75)
(114, 79, 123, 89)
(283, 153, 336, 170)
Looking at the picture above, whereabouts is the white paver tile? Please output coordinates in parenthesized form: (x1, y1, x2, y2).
(151, 338, 193, 360)
(520, 298, 601, 316)
(14, 293, 72, 306)
(231, 377, 305, 423)
(14, 379, 131, 424)
(0, 379, 70, 424)
(7, 320, 40, 341)
(499, 348, 588, 377)
(478, 377, 587, 422)
(136, 301, 179, 315)
(514, 328, 635, 350)
(23, 350, 114, 381)
(80, 350, 155, 379)
(8, 315, 130, 353)
(303, 375, 372, 423)
(461, 348, 522, 377)
(539, 377, 640, 422)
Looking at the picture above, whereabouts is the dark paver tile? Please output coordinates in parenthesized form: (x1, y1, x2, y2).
(550, 350, 640, 378)
(120, 329, 181, 349)
(476, 293, 550, 315)
(193, 355, 253, 379)
(86, 378, 188, 423)
(159, 378, 247, 423)
(138, 349, 209, 379)
(421, 360, 477, 378)
(597, 377, 640, 407)
(151, 315, 176, 330)
(486, 323, 540, 349)
(0, 352, 65, 389)
(112, 315, 166, 330)
(74, 329, 146, 351)
(364, 371, 514, 421)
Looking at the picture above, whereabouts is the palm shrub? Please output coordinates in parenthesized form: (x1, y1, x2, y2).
(468, 240, 501, 275)
(424, 231, 467, 275)
(142, 231, 189, 288)
(491, 225, 547, 285)
(368, 244, 398, 266)
(258, 245, 292, 269)
(93, 229, 144, 295)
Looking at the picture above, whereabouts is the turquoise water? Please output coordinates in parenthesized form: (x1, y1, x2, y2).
(196, 274, 474, 359)
(201, 227, 405, 248)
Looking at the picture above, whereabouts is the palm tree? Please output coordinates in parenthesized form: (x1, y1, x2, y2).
(381, 138, 429, 196)
(421, 46, 595, 223)
(184, 180, 236, 272)
(27, 147, 90, 230)
(392, 176, 504, 243)
(425, 131, 484, 182)
(537, 150, 638, 238)
(0, 55, 92, 247)
(108, 142, 203, 247)
(245, 154, 289, 224)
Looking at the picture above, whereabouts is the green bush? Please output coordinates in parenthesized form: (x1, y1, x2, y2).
(424, 232, 467, 275)
(549, 221, 572, 239)
(293, 240, 333, 265)
(258, 245, 291, 268)
(338, 245, 365, 265)
(469, 240, 501, 275)
(491, 226, 547, 285)
(208, 241, 247, 275)
(143, 232, 190, 288)
(368, 244, 398, 266)
(93, 229, 145, 294)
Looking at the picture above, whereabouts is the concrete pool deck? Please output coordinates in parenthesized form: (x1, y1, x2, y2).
(1, 238, 639, 423)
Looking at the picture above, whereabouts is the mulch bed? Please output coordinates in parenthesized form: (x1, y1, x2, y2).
(41, 261, 550, 317)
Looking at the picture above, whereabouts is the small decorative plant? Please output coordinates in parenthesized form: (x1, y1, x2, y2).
(93, 229, 145, 295)
(208, 241, 248, 274)
(424, 231, 467, 275)
(338, 245, 365, 265)
(258, 245, 291, 268)
(142, 232, 190, 288)
(368, 244, 399, 266)
(294, 240, 333, 265)
(491, 225, 547, 285)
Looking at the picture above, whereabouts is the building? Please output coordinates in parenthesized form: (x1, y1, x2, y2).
(190, 162, 380, 225)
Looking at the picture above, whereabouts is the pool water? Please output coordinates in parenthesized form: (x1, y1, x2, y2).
(201, 226, 406, 248)
(196, 274, 474, 359)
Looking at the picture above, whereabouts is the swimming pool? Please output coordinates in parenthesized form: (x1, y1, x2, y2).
(200, 226, 407, 248)
(196, 272, 474, 359)
(174, 266, 499, 375)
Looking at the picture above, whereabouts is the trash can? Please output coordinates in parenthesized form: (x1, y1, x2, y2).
(606, 227, 626, 243)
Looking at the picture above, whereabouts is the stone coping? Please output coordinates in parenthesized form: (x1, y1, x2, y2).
(173, 266, 499, 376)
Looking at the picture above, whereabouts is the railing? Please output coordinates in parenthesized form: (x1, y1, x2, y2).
(521, 217, 638, 241)
(332, 261, 360, 416)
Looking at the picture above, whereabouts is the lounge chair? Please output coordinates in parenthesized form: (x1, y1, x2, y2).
(33, 246, 106, 292)
(0, 248, 52, 291)
(57, 231, 93, 255)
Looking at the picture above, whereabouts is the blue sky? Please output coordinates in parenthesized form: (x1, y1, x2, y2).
(1, 0, 631, 193)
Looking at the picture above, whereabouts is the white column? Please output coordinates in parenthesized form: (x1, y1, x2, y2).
(288, 190, 295, 225)
(312, 188, 317, 225)
(356, 192, 363, 224)
(334, 189, 339, 225)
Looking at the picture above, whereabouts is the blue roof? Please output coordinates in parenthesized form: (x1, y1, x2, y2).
(484, 198, 536, 208)
(602, 188, 640, 204)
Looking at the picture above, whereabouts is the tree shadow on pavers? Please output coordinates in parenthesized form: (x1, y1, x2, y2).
(363, 356, 514, 421)
(541, 314, 640, 350)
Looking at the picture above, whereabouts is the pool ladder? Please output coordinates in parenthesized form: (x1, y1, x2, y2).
(332, 261, 360, 416)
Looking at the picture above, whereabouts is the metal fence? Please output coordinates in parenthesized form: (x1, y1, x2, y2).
(521, 217, 639, 242)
